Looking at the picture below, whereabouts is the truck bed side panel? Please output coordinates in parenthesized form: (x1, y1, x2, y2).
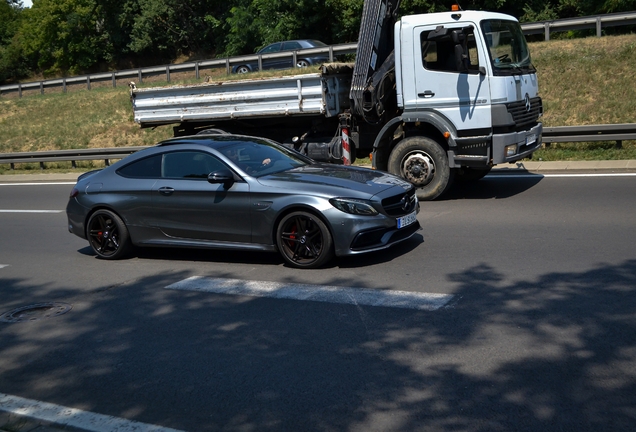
(131, 74, 348, 128)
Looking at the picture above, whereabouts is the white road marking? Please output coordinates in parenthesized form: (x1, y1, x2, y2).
(0, 182, 76, 186)
(166, 277, 453, 311)
(0, 264, 8, 269)
(0, 392, 186, 432)
(0, 210, 63, 213)
(488, 172, 636, 178)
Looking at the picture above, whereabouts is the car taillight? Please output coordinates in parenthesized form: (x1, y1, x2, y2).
(69, 187, 79, 198)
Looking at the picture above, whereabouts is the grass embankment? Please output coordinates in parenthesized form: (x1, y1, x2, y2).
(1, 34, 635, 174)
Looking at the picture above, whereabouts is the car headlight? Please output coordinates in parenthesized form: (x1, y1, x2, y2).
(329, 198, 378, 216)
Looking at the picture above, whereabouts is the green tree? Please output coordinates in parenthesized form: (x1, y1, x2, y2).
(0, 0, 28, 83)
(20, 0, 113, 75)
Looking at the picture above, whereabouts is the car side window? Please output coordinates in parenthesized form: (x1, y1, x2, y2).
(161, 151, 225, 179)
(117, 154, 162, 178)
(259, 43, 282, 54)
(282, 41, 302, 51)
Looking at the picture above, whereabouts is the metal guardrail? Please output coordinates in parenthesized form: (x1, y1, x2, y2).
(0, 146, 147, 170)
(522, 11, 636, 40)
(542, 124, 636, 148)
(1, 125, 634, 169)
(1, 11, 635, 97)
(0, 43, 357, 97)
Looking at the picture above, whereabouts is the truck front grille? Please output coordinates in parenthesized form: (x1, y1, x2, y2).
(506, 97, 543, 129)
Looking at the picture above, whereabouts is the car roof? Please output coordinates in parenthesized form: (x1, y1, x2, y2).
(157, 134, 274, 150)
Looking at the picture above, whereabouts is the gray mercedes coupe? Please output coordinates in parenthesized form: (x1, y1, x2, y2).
(66, 134, 420, 268)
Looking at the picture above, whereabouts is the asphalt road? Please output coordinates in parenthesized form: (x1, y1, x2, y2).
(1, 171, 636, 432)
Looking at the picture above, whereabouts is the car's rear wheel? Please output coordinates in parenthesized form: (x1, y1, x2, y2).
(87, 209, 131, 260)
(276, 211, 334, 268)
(235, 65, 250, 74)
(296, 59, 310, 68)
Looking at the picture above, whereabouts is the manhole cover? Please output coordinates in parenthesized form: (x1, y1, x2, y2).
(0, 302, 72, 323)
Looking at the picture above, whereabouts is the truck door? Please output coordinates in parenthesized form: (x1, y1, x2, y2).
(413, 24, 491, 133)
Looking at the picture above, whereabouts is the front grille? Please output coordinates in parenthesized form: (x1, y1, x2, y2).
(506, 97, 542, 129)
(382, 188, 416, 216)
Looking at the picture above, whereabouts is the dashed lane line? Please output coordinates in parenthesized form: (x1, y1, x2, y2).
(0, 392, 186, 432)
(166, 276, 453, 311)
(0, 210, 63, 213)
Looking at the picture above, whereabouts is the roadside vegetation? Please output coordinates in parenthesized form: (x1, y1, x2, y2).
(1, 33, 635, 174)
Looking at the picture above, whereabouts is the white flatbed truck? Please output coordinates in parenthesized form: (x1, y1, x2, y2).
(131, 1, 543, 199)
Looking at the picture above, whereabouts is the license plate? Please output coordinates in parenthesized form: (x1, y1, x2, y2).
(526, 133, 537, 145)
(397, 210, 417, 229)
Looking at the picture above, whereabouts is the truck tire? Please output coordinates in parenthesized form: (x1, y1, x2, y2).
(388, 136, 454, 200)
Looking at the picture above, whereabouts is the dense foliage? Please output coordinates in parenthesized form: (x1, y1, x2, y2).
(1, 0, 635, 83)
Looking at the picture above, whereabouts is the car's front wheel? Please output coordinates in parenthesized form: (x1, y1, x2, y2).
(296, 59, 310, 68)
(276, 211, 334, 268)
(87, 209, 131, 259)
(235, 65, 250, 74)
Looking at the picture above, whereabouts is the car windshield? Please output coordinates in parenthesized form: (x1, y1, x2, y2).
(481, 19, 535, 76)
(219, 140, 310, 177)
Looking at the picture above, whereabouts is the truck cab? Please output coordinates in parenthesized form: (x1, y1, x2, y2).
(370, 10, 543, 199)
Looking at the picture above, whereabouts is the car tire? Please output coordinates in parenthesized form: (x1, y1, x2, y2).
(388, 136, 454, 201)
(296, 59, 310, 68)
(276, 211, 334, 269)
(235, 65, 250, 74)
(87, 209, 131, 260)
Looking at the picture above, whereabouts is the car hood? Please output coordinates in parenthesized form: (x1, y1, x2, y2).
(256, 164, 412, 197)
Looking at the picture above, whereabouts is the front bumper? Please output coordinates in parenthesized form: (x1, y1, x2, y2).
(492, 123, 543, 165)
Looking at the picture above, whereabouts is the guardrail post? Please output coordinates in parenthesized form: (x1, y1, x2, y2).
(18, 84, 22, 98)
(195, 62, 200, 80)
(39, 162, 44, 170)
(226, 58, 230, 75)
(293, 51, 298, 68)
(105, 159, 110, 166)
(63, 78, 67, 93)
(40, 82, 44, 95)
(112, 72, 116, 88)
(10, 163, 14, 170)
(86, 76, 91, 90)
(166, 66, 170, 83)
(138, 69, 143, 84)
(596, 17, 602, 37)
(329, 46, 334, 62)
(258, 56, 263, 72)
(544, 22, 550, 41)
(71, 160, 76, 168)
(616, 140, 623, 149)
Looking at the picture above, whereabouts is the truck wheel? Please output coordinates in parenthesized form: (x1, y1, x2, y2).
(388, 136, 454, 200)
(455, 166, 492, 182)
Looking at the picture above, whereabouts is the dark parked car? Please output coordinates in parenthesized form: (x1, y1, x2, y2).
(232, 40, 330, 74)
(66, 134, 420, 268)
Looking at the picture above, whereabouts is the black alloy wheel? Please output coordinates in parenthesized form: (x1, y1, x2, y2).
(276, 211, 334, 269)
(87, 209, 131, 259)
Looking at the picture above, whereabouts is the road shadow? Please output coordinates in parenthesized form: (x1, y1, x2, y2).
(2, 259, 635, 431)
(441, 173, 544, 200)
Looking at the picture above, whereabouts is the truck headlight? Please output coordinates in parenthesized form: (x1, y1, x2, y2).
(505, 144, 518, 157)
(330, 198, 378, 216)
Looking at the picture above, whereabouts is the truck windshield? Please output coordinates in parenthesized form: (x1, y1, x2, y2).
(481, 19, 535, 76)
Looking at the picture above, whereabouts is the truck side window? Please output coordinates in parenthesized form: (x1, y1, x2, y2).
(420, 29, 480, 73)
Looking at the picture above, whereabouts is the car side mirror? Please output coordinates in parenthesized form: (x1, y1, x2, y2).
(207, 169, 235, 189)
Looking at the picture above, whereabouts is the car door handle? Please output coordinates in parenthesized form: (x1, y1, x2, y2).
(158, 187, 175, 196)
(418, 91, 435, 98)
